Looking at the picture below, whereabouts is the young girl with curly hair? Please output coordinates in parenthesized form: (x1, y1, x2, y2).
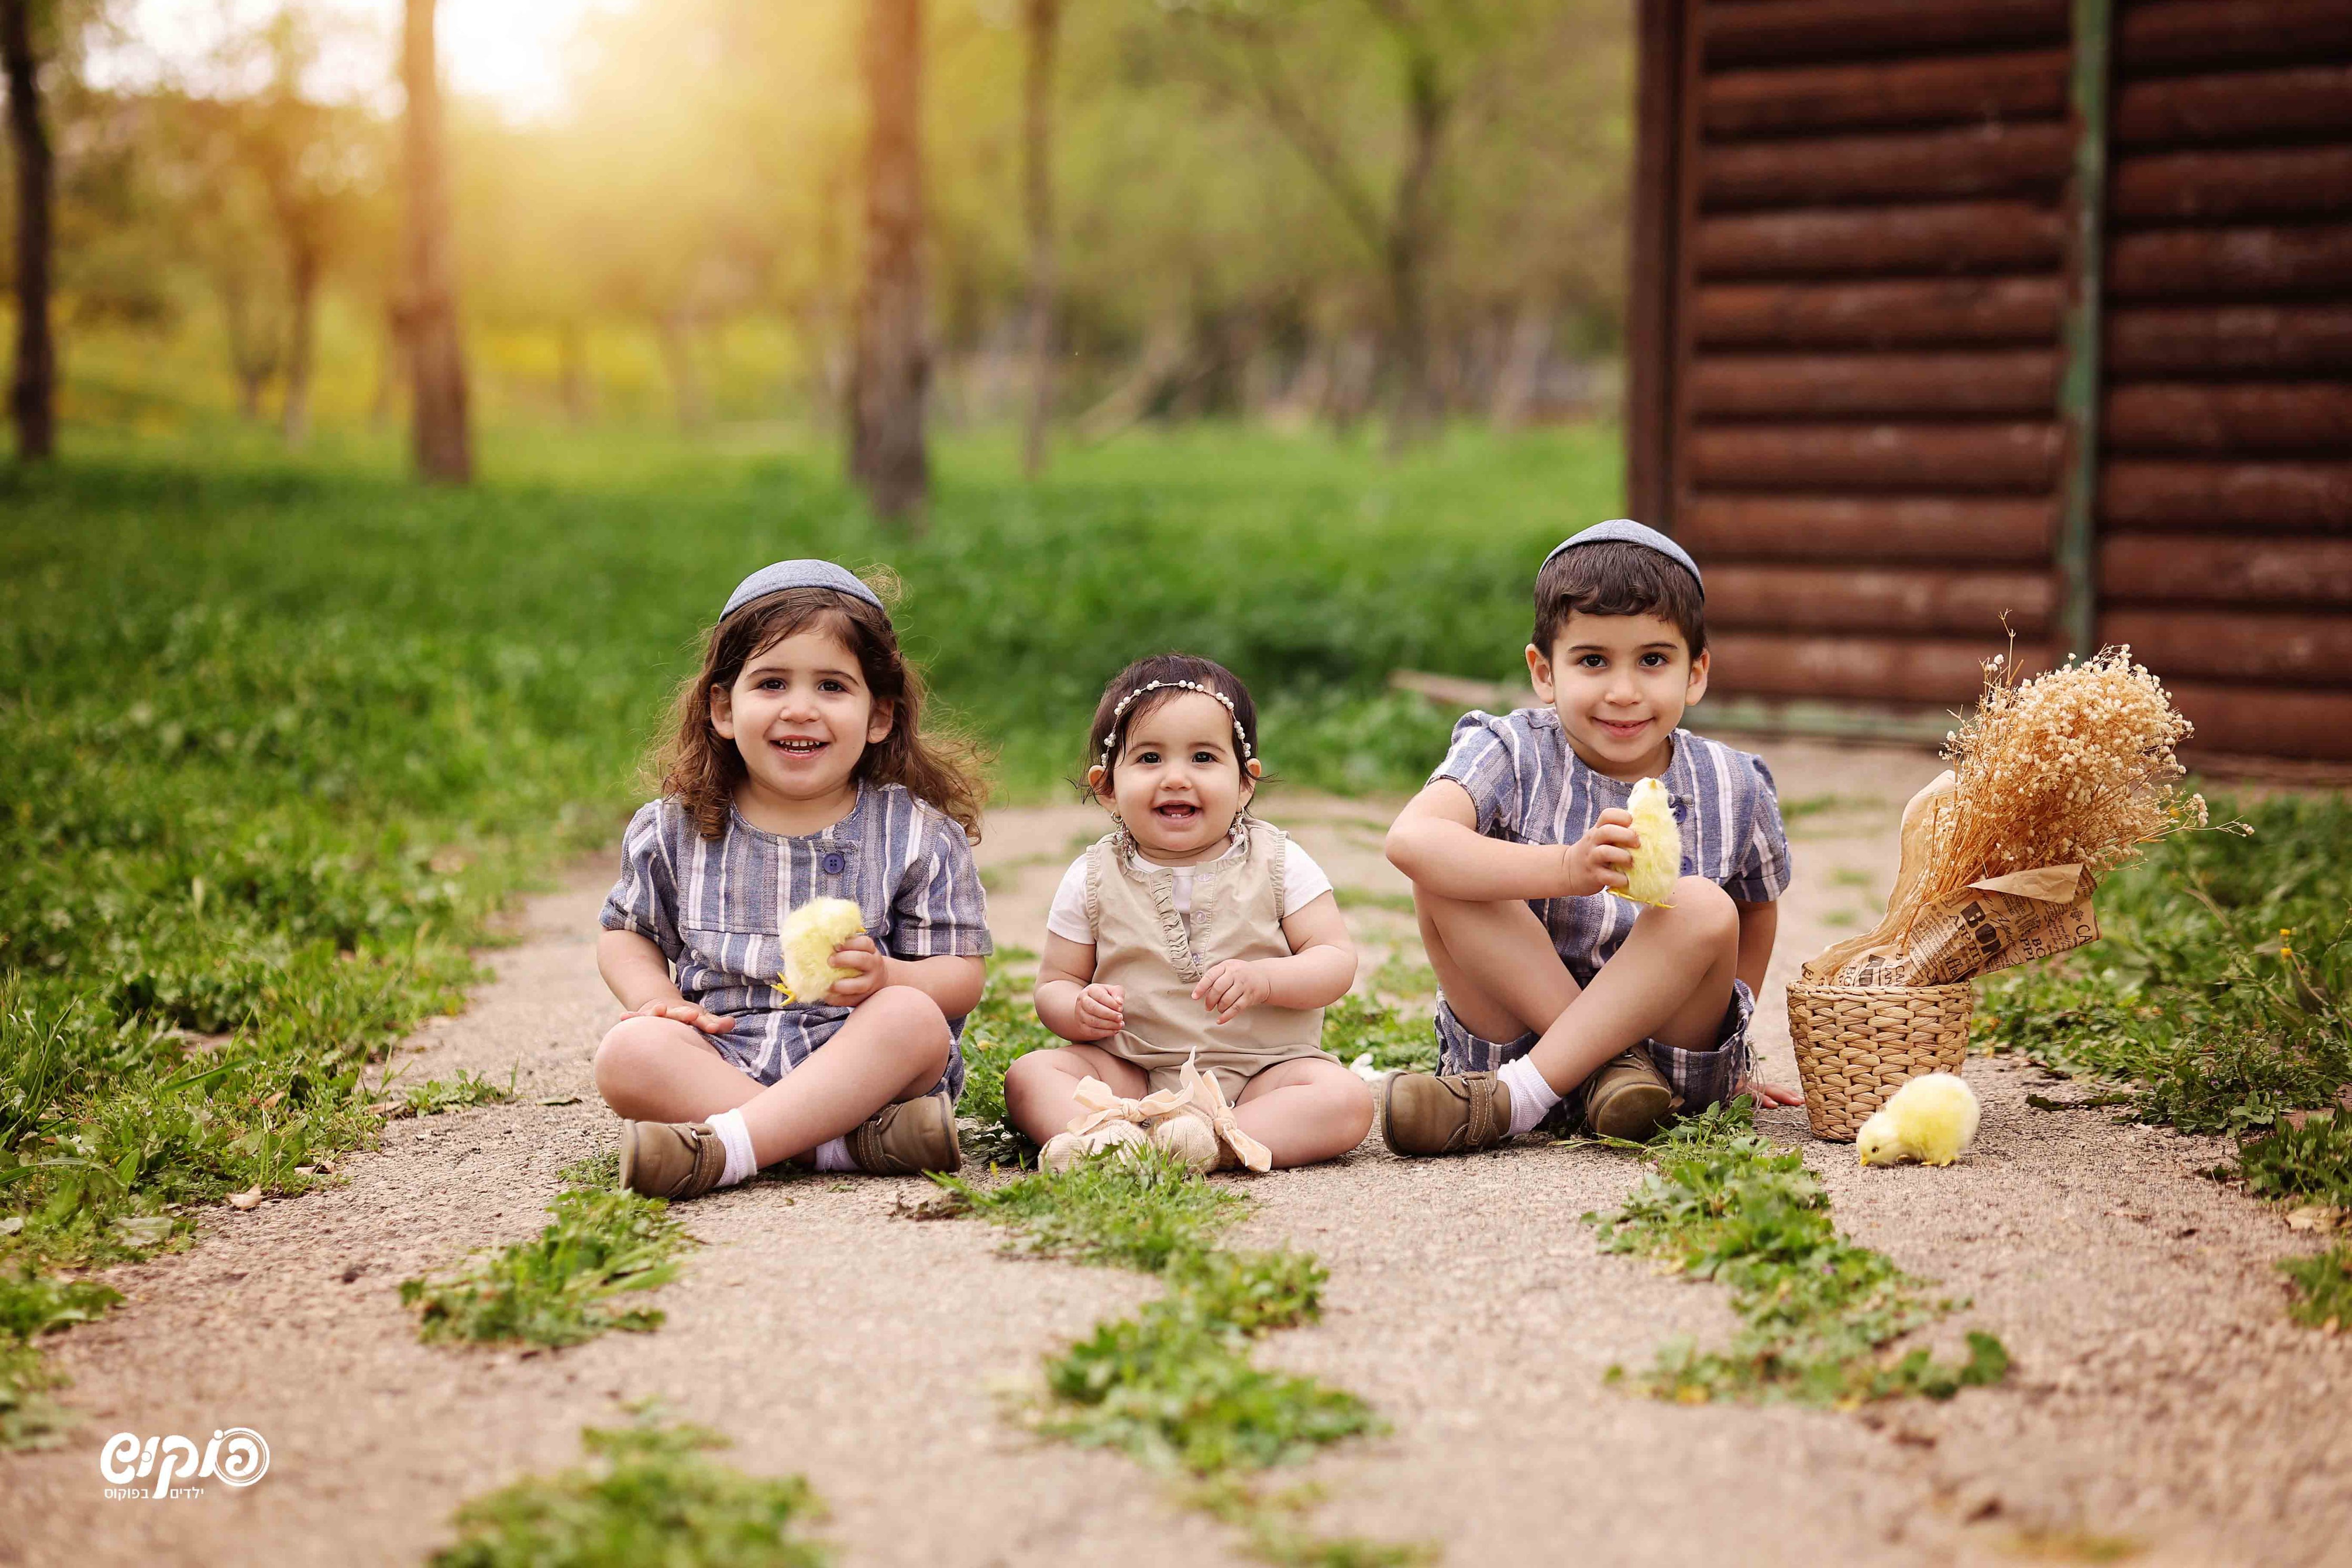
(594, 561, 992, 1198)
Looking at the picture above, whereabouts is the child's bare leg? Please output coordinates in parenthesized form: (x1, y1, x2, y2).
(1413, 886, 1583, 1042)
(1523, 876, 1739, 1095)
(1233, 1057, 1375, 1168)
(1002, 1045, 1148, 1145)
(594, 1017, 765, 1121)
(593, 987, 951, 1165)
(734, 989, 951, 1164)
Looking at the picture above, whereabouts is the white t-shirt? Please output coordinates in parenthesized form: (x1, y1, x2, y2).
(1044, 836, 1334, 945)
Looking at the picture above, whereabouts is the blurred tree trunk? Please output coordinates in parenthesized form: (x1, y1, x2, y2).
(1490, 296, 1551, 429)
(219, 273, 280, 421)
(281, 241, 319, 444)
(849, 0, 927, 528)
(1183, 4, 1455, 454)
(400, 0, 471, 483)
(1019, 0, 1058, 479)
(557, 320, 591, 427)
(2, 0, 56, 461)
(1382, 32, 1446, 454)
(655, 309, 707, 429)
(370, 307, 405, 430)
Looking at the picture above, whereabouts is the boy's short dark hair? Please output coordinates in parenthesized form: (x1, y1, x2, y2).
(1533, 541, 1707, 658)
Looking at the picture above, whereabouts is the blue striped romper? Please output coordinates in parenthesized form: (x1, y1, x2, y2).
(598, 781, 994, 1099)
(1429, 708, 1794, 1118)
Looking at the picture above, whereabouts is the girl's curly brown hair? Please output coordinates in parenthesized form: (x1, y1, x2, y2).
(656, 572, 988, 842)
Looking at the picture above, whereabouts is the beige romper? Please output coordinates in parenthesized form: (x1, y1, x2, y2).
(1082, 819, 1337, 1101)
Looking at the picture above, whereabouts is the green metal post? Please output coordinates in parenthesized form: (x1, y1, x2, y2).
(2056, 0, 2113, 658)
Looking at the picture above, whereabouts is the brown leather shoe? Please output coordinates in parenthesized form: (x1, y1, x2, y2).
(847, 1095, 963, 1175)
(1583, 1047, 1676, 1142)
(617, 1119, 727, 1199)
(1381, 1071, 1513, 1156)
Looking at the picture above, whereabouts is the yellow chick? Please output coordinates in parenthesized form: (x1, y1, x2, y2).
(1616, 776, 1682, 908)
(777, 897, 866, 1004)
(1856, 1072, 1981, 1167)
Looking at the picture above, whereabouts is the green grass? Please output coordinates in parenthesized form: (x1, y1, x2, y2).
(384, 1068, 519, 1119)
(0, 421, 1611, 1429)
(2279, 1245, 2352, 1331)
(1320, 995, 1440, 1075)
(940, 1144, 1242, 1272)
(1975, 792, 2352, 1141)
(2240, 1114, 2352, 1208)
(1588, 1102, 2010, 1406)
(941, 1150, 1413, 1561)
(0, 1267, 123, 1448)
(399, 1157, 693, 1348)
(1974, 791, 2352, 1323)
(950, 972, 1059, 1169)
(431, 1417, 827, 1568)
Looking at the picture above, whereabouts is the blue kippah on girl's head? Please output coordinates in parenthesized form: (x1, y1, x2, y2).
(722, 560, 886, 619)
(1542, 519, 1704, 595)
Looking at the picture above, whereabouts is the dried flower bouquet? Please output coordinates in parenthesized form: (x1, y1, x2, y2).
(1809, 645, 2225, 989)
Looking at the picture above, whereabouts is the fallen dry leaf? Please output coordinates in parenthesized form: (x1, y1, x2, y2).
(226, 1187, 264, 1210)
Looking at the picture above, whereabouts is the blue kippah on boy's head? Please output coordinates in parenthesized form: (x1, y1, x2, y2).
(722, 559, 886, 619)
(1542, 519, 1704, 596)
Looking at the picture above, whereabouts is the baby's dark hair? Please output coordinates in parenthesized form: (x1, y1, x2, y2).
(656, 570, 988, 842)
(1081, 654, 1259, 797)
(1533, 541, 1707, 657)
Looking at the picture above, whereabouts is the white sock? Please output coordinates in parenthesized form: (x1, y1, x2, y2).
(706, 1108, 757, 1187)
(1497, 1056, 1562, 1137)
(813, 1136, 857, 1173)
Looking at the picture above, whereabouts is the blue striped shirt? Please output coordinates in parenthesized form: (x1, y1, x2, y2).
(1433, 709, 1793, 988)
(599, 781, 993, 1096)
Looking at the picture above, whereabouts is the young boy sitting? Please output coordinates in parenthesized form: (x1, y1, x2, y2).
(1381, 519, 1801, 1155)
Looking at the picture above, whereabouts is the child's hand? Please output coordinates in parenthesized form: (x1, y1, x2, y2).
(632, 999, 735, 1034)
(1072, 982, 1125, 1039)
(1194, 959, 1271, 1025)
(1740, 1076, 1806, 1108)
(822, 933, 890, 1005)
(1558, 808, 1640, 898)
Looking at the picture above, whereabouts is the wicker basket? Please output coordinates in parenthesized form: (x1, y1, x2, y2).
(1786, 981, 1974, 1142)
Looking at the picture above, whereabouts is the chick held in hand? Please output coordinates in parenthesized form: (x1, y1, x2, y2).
(777, 897, 866, 1003)
(1857, 1072, 1981, 1167)
(1615, 777, 1682, 908)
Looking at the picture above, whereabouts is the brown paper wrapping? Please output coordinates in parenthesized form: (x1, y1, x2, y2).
(1802, 772, 2101, 989)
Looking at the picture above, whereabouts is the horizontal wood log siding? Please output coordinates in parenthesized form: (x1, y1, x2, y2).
(1668, 1, 2077, 719)
(2096, 0, 2352, 747)
(1633, 0, 2352, 756)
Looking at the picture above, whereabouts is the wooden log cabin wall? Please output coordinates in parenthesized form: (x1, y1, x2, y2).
(1628, 0, 2352, 760)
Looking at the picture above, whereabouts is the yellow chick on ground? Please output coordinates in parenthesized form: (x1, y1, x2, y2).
(1616, 776, 1682, 908)
(1857, 1072, 1981, 1167)
(777, 897, 866, 1004)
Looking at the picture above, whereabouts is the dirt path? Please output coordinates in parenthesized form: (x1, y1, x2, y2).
(5, 739, 2348, 1567)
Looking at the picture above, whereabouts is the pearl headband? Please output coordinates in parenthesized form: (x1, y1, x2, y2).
(1098, 679, 1254, 766)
